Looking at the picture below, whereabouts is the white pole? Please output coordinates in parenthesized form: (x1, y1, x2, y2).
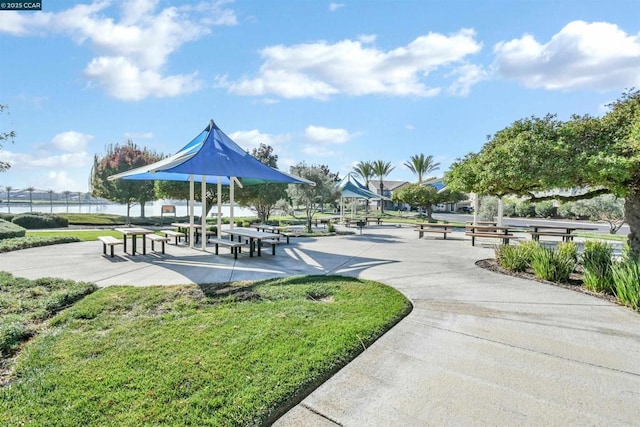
(201, 175, 207, 251)
(217, 177, 223, 234)
(189, 175, 195, 249)
(472, 193, 479, 226)
(497, 197, 504, 227)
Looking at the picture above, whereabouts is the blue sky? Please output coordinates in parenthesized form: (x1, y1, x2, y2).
(0, 0, 638, 193)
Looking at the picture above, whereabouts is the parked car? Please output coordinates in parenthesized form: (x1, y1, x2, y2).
(458, 206, 473, 213)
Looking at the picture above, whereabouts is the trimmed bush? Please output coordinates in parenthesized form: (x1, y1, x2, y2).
(515, 201, 536, 217)
(12, 214, 69, 229)
(530, 243, 576, 283)
(0, 219, 26, 239)
(534, 201, 556, 218)
(582, 241, 615, 294)
(612, 258, 640, 311)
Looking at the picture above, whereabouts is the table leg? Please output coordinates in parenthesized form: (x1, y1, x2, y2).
(249, 238, 254, 257)
(257, 239, 262, 256)
(132, 235, 137, 255)
(123, 235, 128, 254)
(142, 235, 146, 255)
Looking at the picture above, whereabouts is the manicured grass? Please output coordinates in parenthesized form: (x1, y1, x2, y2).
(1, 275, 411, 426)
(0, 272, 97, 358)
(26, 230, 122, 241)
(575, 232, 627, 242)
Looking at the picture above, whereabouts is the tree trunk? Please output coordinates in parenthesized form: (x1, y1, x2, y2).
(625, 190, 640, 259)
(379, 183, 384, 214)
(140, 201, 146, 218)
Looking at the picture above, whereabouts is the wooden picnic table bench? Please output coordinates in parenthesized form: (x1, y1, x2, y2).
(208, 237, 245, 259)
(527, 225, 598, 242)
(98, 235, 123, 258)
(465, 225, 520, 246)
(160, 229, 186, 245)
(146, 234, 170, 254)
(414, 223, 454, 239)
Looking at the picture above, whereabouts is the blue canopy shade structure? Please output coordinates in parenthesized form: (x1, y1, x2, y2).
(108, 120, 313, 186)
(338, 175, 388, 223)
(108, 120, 313, 249)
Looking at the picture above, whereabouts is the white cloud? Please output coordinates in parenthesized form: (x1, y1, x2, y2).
(220, 29, 483, 99)
(0, 150, 92, 169)
(492, 21, 640, 91)
(302, 145, 340, 157)
(228, 129, 291, 151)
(51, 131, 94, 152)
(46, 171, 80, 191)
(0, 0, 237, 100)
(124, 131, 154, 140)
(329, 3, 345, 12)
(304, 125, 351, 144)
(447, 63, 487, 96)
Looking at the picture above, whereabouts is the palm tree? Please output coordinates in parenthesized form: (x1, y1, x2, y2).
(353, 161, 375, 188)
(404, 154, 440, 184)
(372, 160, 395, 213)
(353, 161, 375, 213)
(63, 191, 71, 213)
(48, 190, 54, 213)
(26, 187, 35, 212)
(5, 186, 11, 213)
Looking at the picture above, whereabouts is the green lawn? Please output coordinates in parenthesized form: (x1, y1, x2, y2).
(1, 275, 411, 426)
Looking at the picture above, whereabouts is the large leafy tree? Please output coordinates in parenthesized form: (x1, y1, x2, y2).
(446, 90, 640, 257)
(0, 104, 16, 172)
(393, 184, 465, 219)
(91, 141, 162, 221)
(286, 163, 340, 232)
(372, 160, 395, 213)
(235, 143, 287, 223)
(404, 154, 440, 184)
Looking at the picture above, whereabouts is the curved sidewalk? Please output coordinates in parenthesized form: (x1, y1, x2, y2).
(1, 226, 639, 425)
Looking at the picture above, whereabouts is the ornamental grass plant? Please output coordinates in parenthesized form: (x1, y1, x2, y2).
(581, 240, 615, 294)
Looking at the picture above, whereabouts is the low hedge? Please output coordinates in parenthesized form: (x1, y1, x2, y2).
(11, 214, 69, 229)
(0, 219, 26, 239)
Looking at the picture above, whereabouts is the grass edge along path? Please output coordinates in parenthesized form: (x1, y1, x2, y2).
(1, 275, 411, 426)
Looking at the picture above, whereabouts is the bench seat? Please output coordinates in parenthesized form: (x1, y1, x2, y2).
(465, 232, 518, 246)
(260, 238, 283, 255)
(160, 229, 186, 245)
(147, 234, 170, 254)
(529, 231, 574, 242)
(98, 235, 123, 258)
(208, 238, 245, 259)
(414, 228, 452, 239)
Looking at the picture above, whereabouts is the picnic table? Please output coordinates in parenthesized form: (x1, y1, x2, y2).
(528, 224, 598, 242)
(222, 228, 284, 257)
(171, 222, 203, 243)
(465, 224, 521, 246)
(114, 227, 155, 255)
(414, 223, 455, 239)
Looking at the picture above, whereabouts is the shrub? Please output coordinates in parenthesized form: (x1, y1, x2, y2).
(582, 241, 615, 294)
(478, 196, 498, 220)
(515, 201, 536, 217)
(556, 202, 575, 219)
(503, 200, 517, 217)
(0, 236, 80, 253)
(496, 245, 525, 271)
(0, 219, 26, 239)
(530, 244, 576, 283)
(12, 214, 69, 229)
(612, 258, 640, 311)
(556, 241, 578, 264)
(534, 201, 556, 218)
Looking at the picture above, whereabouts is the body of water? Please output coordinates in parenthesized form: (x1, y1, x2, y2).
(2, 201, 255, 218)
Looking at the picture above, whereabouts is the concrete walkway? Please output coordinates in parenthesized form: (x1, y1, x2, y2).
(2, 225, 639, 425)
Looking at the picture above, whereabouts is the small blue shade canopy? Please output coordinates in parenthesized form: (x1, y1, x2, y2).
(339, 176, 388, 200)
(109, 120, 313, 186)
